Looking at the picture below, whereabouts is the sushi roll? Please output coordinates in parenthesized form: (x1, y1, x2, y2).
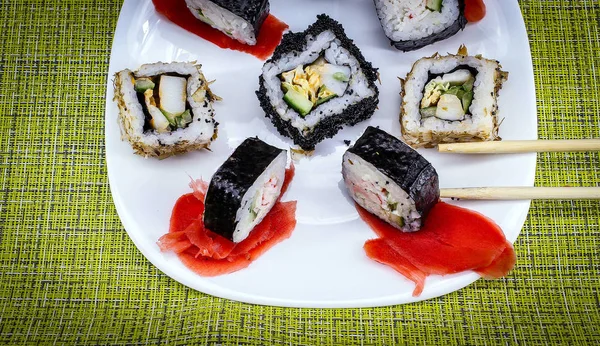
(257, 14, 379, 151)
(185, 0, 269, 45)
(400, 47, 509, 148)
(204, 137, 287, 242)
(373, 0, 467, 52)
(342, 126, 439, 232)
(113, 62, 219, 158)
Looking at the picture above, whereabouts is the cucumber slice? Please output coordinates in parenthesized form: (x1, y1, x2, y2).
(283, 89, 313, 117)
(420, 107, 437, 118)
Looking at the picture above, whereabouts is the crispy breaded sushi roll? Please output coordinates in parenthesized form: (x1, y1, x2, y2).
(400, 47, 508, 148)
(113, 62, 219, 158)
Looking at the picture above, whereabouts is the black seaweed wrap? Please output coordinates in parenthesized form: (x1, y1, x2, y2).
(203, 137, 284, 241)
(256, 14, 379, 151)
(212, 0, 269, 34)
(380, 0, 467, 52)
(348, 126, 440, 218)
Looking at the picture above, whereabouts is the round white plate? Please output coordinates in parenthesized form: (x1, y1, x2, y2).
(105, 0, 537, 307)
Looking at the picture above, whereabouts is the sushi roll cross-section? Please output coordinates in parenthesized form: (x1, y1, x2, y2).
(113, 62, 219, 158)
(373, 0, 468, 52)
(400, 47, 509, 148)
(203, 137, 288, 243)
(184, 0, 270, 46)
(257, 14, 379, 151)
(342, 126, 440, 232)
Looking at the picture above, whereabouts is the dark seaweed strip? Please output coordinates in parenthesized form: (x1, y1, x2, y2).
(347, 126, 439, 219)
(135, 92, 154, 133)
(203, 137, 284, 241)
(383, 1, 467, 52)
(211, 0, 269, 34)
(426, 64, 479, 82)
(256, 14, 379, 150)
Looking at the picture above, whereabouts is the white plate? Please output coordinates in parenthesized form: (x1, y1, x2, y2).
(105, 0, 537, 307)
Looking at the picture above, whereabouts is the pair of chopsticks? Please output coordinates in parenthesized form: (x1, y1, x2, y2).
(437, 139, 600, 200)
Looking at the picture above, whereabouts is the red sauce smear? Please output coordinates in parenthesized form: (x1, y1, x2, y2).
(464, 0, 487, 22)
(158, 164, 296, 276)
(152, 0, 288, 60)
(358, 202, 515, 297)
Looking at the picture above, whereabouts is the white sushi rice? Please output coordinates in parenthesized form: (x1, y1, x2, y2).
(114, 62, 216, 157)
(374, 0, 460, 41)
(261, 31, 376, 136)
(401, 53, 507, 147)
(233, 151, 287, 243)
(342, 152, 422, 232)
(185, 0, 257, 45)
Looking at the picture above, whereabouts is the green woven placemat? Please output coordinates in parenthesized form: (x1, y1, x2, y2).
(0, 0, 598, 344)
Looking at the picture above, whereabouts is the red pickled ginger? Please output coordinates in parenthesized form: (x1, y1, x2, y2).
(152, 0, 288, 60)
(359, 202, 516, 296)
(158, 165, 296, 276)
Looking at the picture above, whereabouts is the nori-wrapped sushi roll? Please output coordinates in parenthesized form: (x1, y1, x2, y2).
(185, 0, 269, 45)
(204, 137, 287, 242)
(400, 46, 509, 148)
(113, 62, 219, 158)
(257, 14, 379, 151)
(342, 126, 439, 232)
(373, 0, 467, 52)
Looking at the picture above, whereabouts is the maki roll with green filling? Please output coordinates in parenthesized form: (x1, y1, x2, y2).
(257, 14, 379, 151)
(400, 47, 508, 148)
(373, 0, 467, 52)
(204, 138, 287, 242)
(185, 0, 269, 45)
(113, 62, 219, 158)
(342, 126, 439, 232)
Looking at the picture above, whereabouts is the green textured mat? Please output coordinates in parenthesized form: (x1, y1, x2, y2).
(0, 0, 599, 344)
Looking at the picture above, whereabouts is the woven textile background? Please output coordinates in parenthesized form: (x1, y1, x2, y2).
(0, 0, 598, 344)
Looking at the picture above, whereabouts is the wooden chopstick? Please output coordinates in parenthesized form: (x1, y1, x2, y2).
(438, 139, 600, 154)
(440, 187, 600, 200)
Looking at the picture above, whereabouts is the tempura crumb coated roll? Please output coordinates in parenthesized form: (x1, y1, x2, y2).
(113, 62, 219, 158)
(343, 126, 439, 232)
(400, 46, 508, 148)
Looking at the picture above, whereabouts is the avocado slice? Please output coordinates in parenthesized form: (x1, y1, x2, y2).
(333, 71, 349, 82)
(462, 91, 474, 112)
(134, 78, 155, 92)
(444, 86, 465, 99)
(463, 76, 475, 92)
(426, 0, 442, 12)
(160, 109, 178, 127)
(175, 110, 193, 128)
(283, 88, 313, 117)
